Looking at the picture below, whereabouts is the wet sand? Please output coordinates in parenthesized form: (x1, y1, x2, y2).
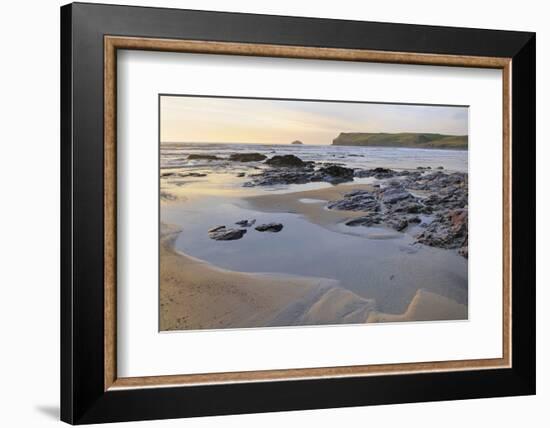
(244, 183, 378, 227)
(160, 223, 377, 330)
(368, 289, 467, 322)
(160, 215, 466, 330)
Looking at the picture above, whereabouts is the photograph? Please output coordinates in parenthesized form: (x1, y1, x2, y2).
(159, 95, 469, 331)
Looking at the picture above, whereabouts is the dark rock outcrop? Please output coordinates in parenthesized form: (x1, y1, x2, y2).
(187, 154, 220, 160)
(255, 223, 284, 232)
(327, 190, 379, 212)
(379, 186, 414, 204)
(354, 167, 397, 179)
(317, 165, 354, 183)
(415, 208, 468, 254)
(345, 213, 383, 227)
(326, 168, 468, 256)
(243, 168, 315, 186)
(178, 172, 207, 178)
(235, 219, 256, 227)
(229, 153, 267, 162)
(208, 226, 247, 241)
(265, 154, 305, 167)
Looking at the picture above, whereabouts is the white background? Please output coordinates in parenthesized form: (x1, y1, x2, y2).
(0, 0, 546, 427)
(118, 51, 503, 377)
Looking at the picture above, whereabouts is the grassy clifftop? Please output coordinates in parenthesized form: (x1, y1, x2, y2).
(332, 132, 468, 149)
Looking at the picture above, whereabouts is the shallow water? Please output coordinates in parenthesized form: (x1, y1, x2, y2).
(162, 195, 467, 314)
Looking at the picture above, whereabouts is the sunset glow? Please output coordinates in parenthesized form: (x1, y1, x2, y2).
(160, 95, 468, 145)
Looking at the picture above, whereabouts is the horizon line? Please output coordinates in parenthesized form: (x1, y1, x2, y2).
(161, 131, 468, 145)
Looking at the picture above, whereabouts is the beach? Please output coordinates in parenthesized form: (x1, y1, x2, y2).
(160, 143, 468, 330)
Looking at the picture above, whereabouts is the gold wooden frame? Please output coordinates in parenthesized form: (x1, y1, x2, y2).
(104, 36, 512, 391)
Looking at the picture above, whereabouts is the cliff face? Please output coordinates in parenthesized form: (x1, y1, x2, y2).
(332, 132, 468, 149)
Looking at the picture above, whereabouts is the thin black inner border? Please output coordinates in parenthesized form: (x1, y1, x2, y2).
(156, 92, 470, 333)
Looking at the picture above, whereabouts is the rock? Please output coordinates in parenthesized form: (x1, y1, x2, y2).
(449, 208, 468, 231)
(379, 187, 414, 204)
(436, 166, 444, 170)
(229, 153, 267, 162)
(187, 154, 219, 160)
(161, 172, 176, 177)
(327, 190, 379, 211)
(160, 191, 177, 201)
(236, 172, 246, 177)
(244, 168, 313, 186)
(386, 216, 409, 231)
(325, 168, 468, 244)
(178, 172, 207, 177)
(265, 154, 305, 167)
(415, 208, 468, 255)
(390, 199, 431, 214)
(317, 165, 354, 183)
(291, 140, 304, 145)
(235, 219, 256, 227)
(244, 160, 353, 187)
(354, 167, 397, 179)
(208, 225, 226, 233)
(208, 227, 247, 241)
(345, 213, 383, 227)
(255, 223, 283, 232)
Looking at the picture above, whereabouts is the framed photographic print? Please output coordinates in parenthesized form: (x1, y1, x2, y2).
(60, 2, 536, 424)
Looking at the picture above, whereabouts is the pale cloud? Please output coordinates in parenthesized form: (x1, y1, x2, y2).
(160, 95, 468, 145)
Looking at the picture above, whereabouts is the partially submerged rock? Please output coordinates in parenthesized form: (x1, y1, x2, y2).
(355, 167, 398, 179)
(208, 226, 247, 241)
(244, 168, 315, 186)
(327, 169, 468, 255)
(327, 190, 379, 211)
(345, 213, 383, 227)
(255, 223, 284, 232)
(317, 165, 354, 183)
(229, 153, 267, 162)
(235, 219, 256, 227)
(160, 191, 177, 202)
(178, 172, 207, 178)
(244, 160, 354, 187)
(291, 140, 304, 145)
(187, 154, 220, 160)
(265, 154, 305, 167)
(385, 216, 410, 232)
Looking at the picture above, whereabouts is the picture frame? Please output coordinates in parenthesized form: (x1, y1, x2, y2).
(61, 2, 535, 424)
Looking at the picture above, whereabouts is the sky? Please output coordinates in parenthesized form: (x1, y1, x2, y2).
(160, 95, 468, 145)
